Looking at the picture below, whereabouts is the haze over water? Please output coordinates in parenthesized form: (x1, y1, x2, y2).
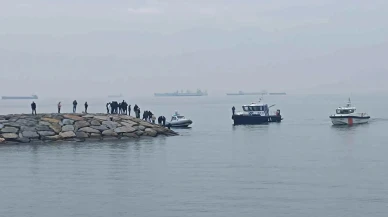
(1, 94, 388, 217)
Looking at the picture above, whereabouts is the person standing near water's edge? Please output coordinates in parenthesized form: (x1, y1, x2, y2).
(232, 106, 235, 115)
(84, 102, 88, 113)
(57, 102, 62, 113)
(31, 102, 37, 115)
(73, 100, 78, 113)
(128, 105, 131, 116)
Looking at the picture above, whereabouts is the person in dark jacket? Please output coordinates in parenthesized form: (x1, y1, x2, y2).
(84, 102, 88, 113)
(106, 103, 110, 114)
(232, 106, 235, 115)
(128, 105, 131, 116)
(73, 100, 78, 113)
(31, 101, 37, 115)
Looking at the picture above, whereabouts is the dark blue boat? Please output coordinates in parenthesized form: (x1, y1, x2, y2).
(231, 101, 282, 125)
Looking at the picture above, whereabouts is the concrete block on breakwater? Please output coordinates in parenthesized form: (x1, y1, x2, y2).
(0, 113, 178, 144)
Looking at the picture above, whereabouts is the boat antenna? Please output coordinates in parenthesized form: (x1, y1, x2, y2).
(347, 98, 351, 107)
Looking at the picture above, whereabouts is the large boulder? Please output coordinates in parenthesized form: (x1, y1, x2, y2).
(135, 130, 144, 136)
(16, 119, 37, 127)
(114, 126, 136, 134)
(22, 131, 39, 139)
(43, 135, 62, 141)
(16, 137, 30, 143)
(139, 121, 154, 128)
(62, 119, 74, 125)
(122, 133, 139, 138)
(59, 131, 76, 138)
(21, 126, 36, 131)
(89, 133, 101, 139)
(90, 120, 101, 126)
(136, 125, 146, 131)
(35, 125, 51, 131)
(1, 127, 19, 133)
(76, 132, 89, 138)
(102, 121, 120, 129)
(74, 121, 90, 130)
(78, 127, 100, 134)
(144, 128, 157, 137)
(120, 121, 137, 127)
(82, 114, 95, 118)
(91, 125, 109, 132)
(93, 116, 110, 121)
(39, 121, 51, 126)
(1, 133, 18, 139)
(38, 131, 56, 137)
(61, 125, 75, 132)
(41, 118, 60, 124)
(4, 122, 21, 128)
(63, 114, 84, 121)
(49, 124, 62, 133)
(102, 129, 118, 137)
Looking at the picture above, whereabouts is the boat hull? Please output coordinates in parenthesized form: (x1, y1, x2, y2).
(330, 116, 370, 125)
(232, 115, 282, 125)
(167, 120, 193, 128)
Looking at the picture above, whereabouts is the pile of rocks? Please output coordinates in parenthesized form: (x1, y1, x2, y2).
(0, 113, 178, 144)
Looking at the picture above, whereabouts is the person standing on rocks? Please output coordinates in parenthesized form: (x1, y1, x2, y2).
(134, 104, 139, 117)
(84, 102, 88, 113)
(31, 101, 37, 115)
(232, 106, 235, 115)
(128, 105, 131, 116)
(152, 114, 156, 124)
(57, 102, 62, 113)
(73, 100, 78, 113)
(106, 102, 110, 114)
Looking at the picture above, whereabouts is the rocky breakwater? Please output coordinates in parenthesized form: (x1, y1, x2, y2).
(0, 113, 178, 144)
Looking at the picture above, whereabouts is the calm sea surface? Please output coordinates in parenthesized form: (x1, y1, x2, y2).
(1, 94, 388, 217)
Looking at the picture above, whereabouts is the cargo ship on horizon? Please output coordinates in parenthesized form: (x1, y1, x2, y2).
(226, 91, 268, 96)
(2, 95, 38, 100)
(154, 89, 208, 97)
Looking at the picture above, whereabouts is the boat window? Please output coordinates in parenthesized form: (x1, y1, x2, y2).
(171, 116, 177, 121)
(336, 109, 354, 114)
(243, 106, 249, 111)
(177, 116, 185, 119)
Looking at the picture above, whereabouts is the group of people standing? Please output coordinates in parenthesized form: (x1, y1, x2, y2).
(57, 100, 88, 114)
(106, 101, 131, 115)
(142, 110, 156, 123)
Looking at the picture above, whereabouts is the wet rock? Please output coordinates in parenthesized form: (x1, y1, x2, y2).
(91, 125, 109, 132)
(21, 126, 36, 131)
(102, 129, 118, 137)
(22, 131, 39, 139)
(63, 114, 84, 121)
(16, 137, 30, 143)
(1, 127, 19, 133)
(49, 124, 62, 133)
(43, 135, 62, 141)
(62, 119, 74, 125)
(1, 133, 18, 139)
(102, 121, 120, 129)
(38, 131, 56, 137)
(74, 121, 90, 130)
(122, 133, 139, 138)
(78, 127, 100, 134)
(135, 131, 144, 136)
(61, 125, 75, 132)
(89, 133, 101, 139)
(41, 118, 60, 124)
(90, 120, 101, 126)
(114, 126, 136, 134)
(76, 132, 89, 138)
(144, 128, 157, 137)
(59, 131, 76, 138)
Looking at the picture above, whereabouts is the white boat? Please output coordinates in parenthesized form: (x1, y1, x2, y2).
(167, 111, 193, 127)
(330, 98, 370, 125)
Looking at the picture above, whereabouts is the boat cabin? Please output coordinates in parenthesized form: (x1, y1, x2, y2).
(241, 103, 270, 116)
(336, 107, 356, 114)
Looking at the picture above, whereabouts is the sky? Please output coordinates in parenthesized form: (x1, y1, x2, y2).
(0, 0, 388, 97)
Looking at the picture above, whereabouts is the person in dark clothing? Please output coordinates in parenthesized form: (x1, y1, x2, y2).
(31, 101, 37, 115)
(232, 106, 235, 115)
(122, 101, 127, 115)
(142, 111, 147, 120)
(128, 105, 131, 116)
(118, 102, 122, 114)
(148, 111, 153, 122)
(84, 102, 88, 113)
(137, 108, 141, 119)
(133, 104, 139, 118)
(73, 100, 78, 113)
(158, 116, 162, 125)
(162, 116, 166, 126)
(106, 103, 110, 114)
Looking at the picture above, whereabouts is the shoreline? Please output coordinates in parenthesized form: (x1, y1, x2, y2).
(0, 113, 178, 144)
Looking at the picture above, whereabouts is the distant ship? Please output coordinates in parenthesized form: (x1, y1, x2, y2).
(154, 89, 208, 97)
(226, 91, 268, 96)
(1, 95, 38, 100)
(108, 94, 123, 98)
(269, 92, 286, 95)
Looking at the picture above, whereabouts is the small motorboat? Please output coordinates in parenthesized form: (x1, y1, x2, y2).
(330, 98, 370, 125)
(232, 98, 282, 125)
(166, 111, 193, 128)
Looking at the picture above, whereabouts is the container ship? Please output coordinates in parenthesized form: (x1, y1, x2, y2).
(154, 89, 208, 97)
(269, 92, 287, 95)
(1, 95, 38, 100)
(226, 91, 268, 96)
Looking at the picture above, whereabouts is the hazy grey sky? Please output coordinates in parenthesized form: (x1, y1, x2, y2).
(1, 0, 388, 97)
